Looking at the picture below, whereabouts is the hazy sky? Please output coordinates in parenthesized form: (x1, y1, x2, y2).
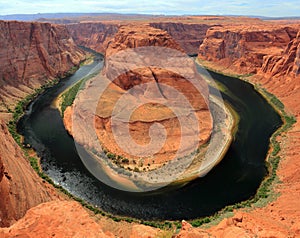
(0, 0, 299, 17)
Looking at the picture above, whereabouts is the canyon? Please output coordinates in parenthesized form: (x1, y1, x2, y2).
(0, 20, 86, 120)
(198, 24, 299, 76)
(66, 21, 218, 55)
(0, 119, 57, 227)
(94, 25, 212, 168)
(0, 16, 299, 237)
(64, 25, 214, 191)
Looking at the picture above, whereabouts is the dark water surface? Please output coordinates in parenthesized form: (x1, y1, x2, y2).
(18, 55, 282, 220)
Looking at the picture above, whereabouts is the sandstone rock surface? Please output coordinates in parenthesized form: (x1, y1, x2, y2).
(0, 20, 86, 112)
(67, 22, 119, 53)
(0, 201, 114, 238)
(0, 120, 58, 227)
(94, 25, 212, 168)
(198, 24, 299, 74)
(149, 22, 213, 54)
(261, 30, 300, 78)
(1, 17, 300, 238)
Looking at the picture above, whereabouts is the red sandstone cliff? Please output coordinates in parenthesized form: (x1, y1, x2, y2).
(149, 22, 213, 54)
(0, 18, 300, 237)
(0, 120, 58, 227)
(0, 20, 86, 114)
(67, 21, 213, 55)
(67, 22, 119, 53)
(261, 30, 300, 78)
(198, 24, 299, 74)
(190, 21, 300, 238)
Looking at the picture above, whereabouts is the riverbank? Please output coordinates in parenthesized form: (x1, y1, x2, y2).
(57, 65, 236, 191)
(53, 56, 97, 115)
(6, 52, 291, 236)
(190, 58, 300, 236)
(26, 54, 282, 225)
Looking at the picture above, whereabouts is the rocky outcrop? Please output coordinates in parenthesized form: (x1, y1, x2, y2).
(67, 22, 120, 53)
(0, 120, 58, 227)
(0, 20, 86, 112)
(93, 25, 212, 168)
(261, 30, 300, 78)
(192, 21, 300, 238)
(198, 25, 298, 74)
(1, 17, 300, 237)
(149, 22, 213, 54)
(0, 201, 114, 237)
(67, 21, 213, 55)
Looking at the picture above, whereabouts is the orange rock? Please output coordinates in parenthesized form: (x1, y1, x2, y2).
(63, 106, 73, 135)
(0, 201, 114, 238)
(0, 120, 58, 227)
(67, 22, 119, 53)
(175, 220, 211, 238)
(198, 24, 299, 75)
(1, 16, 300, 238)
(261, 30, 300, 78)
(0, 154, 3, 183)
(149, 22, 213, 54)
(129, 224, 160, 238)
(0, 20, 86, 111)
(95, 25, 212, 167)
(185, 20, 300, 238)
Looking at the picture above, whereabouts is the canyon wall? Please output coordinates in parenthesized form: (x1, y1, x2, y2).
(0, 20, 86, 113)
(66, 22, 120, 53)
(0, 17, 299, 237)
(261, 30, 300, 78)
(149, 22, 213, 54)
(191, 22, 300, 238)
(67, 22, 212, 55)
(0, 120, 58, 227)
(198, 25, 299, 75)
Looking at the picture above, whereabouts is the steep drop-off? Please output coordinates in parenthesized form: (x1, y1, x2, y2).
(67, 21, 213, 55)
(0, 17, 299, 237)
(149, 22, 213, 54)
(67, 22, 119, 53)
(199, 24, 299, 74)
(0, 20, 86, 114)
(190, 22, 300, 238)
(261, 30, 300, 78)
(0, 120, 57, 227)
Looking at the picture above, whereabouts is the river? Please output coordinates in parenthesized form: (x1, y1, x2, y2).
(17, 54, 282, 220)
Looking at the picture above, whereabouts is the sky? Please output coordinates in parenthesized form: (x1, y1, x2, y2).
(0, 0, 299, 17)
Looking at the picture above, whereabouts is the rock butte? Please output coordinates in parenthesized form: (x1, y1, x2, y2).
(92, 25, 212, 169)
(0, 16, 299, 237)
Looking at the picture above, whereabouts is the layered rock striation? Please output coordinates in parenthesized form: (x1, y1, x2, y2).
(149, 22, 213, 54)
(261, 30, 300, 78)
(0, 20, 86, 113)
(193, 21, 300, 238)
(198, 24, 299, 74)
(0, 120, 57, 227)
(93, 25, 213, 169)
(67, 21, 214, 55)
(67, 22, 120, 53)
(0, 17, 300, 237)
